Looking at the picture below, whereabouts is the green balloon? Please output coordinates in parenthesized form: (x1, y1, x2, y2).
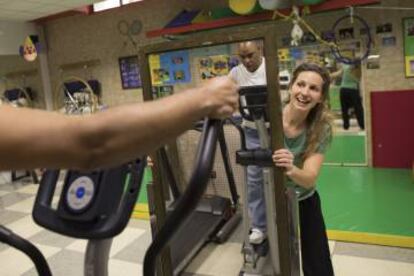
(302, 0, 325, 5)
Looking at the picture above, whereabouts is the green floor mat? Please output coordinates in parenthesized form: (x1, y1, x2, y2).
(324, 134, 366, 164)
(137, 168, 151, 204)
(318, 166, 414, 247)
(126, 167, 151, 220)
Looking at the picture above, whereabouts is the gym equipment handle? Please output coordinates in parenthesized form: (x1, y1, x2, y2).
(143, 118, 220, 276)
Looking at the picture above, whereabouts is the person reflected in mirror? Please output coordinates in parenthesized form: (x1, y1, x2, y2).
(331, 63, 365, 131)
(229, 40, 268, 245)
(272, 63, 334, 276)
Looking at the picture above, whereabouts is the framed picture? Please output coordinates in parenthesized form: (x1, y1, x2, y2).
(119, 55, 142, 89)
(402, 18, 414, 77)
(376, 23, 392, 34)
(339, 27, 354, 40)
(151, 85, 174, 98)
(382, 36, 396, 47)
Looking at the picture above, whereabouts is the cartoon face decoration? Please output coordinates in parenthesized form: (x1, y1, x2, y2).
(19, 36, 40, 62)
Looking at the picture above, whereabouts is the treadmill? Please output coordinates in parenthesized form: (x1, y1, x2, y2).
(151, 119, 243, 275)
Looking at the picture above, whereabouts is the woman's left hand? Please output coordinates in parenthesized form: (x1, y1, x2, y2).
(272, 148, 295, 174)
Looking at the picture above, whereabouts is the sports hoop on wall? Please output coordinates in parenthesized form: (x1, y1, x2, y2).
(0, 75, 35, 108)
(330, 13, 372, 65)
(1, 87, 34, 108)
(54, 76, 99, 115)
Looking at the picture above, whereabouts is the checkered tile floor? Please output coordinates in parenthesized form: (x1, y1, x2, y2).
(1, 173, 414, 276)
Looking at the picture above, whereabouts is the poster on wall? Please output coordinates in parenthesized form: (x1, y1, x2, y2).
(197, 55, 231, 81)
(149, 54, 167, 85)
(119, 56, 141, 89)
(152, 85, 174, 98)
(403, 17, 414, 77)
(161, 50, 191, 84)
(149, 51, 191, 85)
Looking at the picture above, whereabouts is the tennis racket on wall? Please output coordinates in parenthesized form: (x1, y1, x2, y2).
(117, 19, 143, 51)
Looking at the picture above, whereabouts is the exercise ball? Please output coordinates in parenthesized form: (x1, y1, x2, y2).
(259, 0, 292, 10)
(229, 0, 262, 15)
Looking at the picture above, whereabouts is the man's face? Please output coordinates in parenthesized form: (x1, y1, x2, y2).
(238, 42, 262, 72)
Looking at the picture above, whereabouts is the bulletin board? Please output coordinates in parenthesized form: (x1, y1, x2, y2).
(402, 17, 414, 77)
(119, 56, 142, 89)
(149, 50, 191, 85)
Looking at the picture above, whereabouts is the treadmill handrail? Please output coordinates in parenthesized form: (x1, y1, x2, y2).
(159, 147, 181, 200)
(218, 121, 239, 206)
(143, 118, 220, 276)
(224, 117, 246, 150)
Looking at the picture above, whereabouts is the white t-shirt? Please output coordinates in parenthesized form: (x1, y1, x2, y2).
(229, 57, 266, 86)
(229, 57, 267, 128)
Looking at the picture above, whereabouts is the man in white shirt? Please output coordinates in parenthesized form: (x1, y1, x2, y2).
(229, 41, 267, 244)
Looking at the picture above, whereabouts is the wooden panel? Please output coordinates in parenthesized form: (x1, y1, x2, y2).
(371, 90, 414, 168)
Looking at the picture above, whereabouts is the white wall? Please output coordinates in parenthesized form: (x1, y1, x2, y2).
(0, 21, 37, 55)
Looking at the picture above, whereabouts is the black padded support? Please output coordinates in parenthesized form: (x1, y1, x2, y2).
(33, 159, 146, 239)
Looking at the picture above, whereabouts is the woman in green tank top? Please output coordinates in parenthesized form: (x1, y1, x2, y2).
(272, 63, 335, 276)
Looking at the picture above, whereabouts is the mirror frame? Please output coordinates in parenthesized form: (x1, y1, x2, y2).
(138, 24, 295, 276)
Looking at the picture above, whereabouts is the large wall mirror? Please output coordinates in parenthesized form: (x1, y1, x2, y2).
(138, 26, 299, 276)
(277, 40, 367, 165)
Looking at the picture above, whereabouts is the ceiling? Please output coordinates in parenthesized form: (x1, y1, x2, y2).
(0, 0, 102, 22)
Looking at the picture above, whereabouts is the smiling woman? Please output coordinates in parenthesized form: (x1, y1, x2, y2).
(271, 62, 334, 275)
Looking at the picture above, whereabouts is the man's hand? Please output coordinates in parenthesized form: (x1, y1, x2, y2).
(200, 76, 239, 119)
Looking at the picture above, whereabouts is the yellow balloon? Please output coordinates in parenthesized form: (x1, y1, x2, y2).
(229, 0, 261, 15)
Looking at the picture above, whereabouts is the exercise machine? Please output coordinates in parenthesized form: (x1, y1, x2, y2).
(150, 119, 242, 274)
(1, 86, 35, 108)
(236, 85, 301, 276)
(55, 77, 100, 114)
(0, 158, 146, 276)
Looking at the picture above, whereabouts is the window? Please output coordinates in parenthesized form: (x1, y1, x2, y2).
(93, 0, 143, 12)
(93, 0, 120, 12)
(121, 0, 143, 4)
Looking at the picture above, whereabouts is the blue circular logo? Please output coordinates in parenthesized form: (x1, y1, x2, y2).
(76, 187, 86, 199)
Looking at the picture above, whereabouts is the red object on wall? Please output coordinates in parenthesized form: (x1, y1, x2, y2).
(371, 90, 414, 168)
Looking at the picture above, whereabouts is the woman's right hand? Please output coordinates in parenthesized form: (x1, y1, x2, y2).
(272, 148, 295, 175)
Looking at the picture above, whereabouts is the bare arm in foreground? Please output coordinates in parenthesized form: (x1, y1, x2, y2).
(0, 76, 238, 171)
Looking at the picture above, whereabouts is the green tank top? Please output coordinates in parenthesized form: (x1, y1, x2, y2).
(341, 64, 359, 90)
(284, 125, 331, 200)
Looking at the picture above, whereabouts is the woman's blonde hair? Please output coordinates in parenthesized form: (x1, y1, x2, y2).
(287, 63, 334, 158)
